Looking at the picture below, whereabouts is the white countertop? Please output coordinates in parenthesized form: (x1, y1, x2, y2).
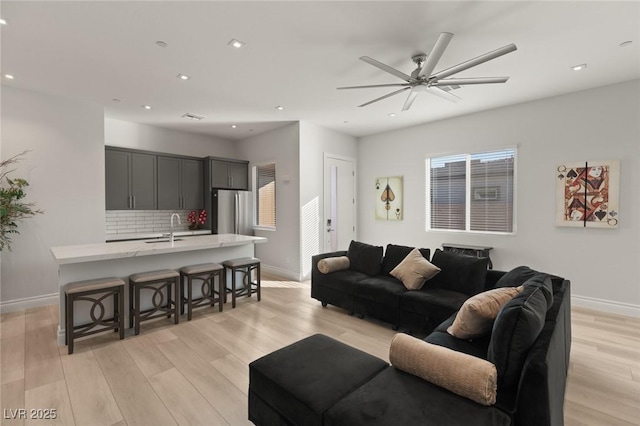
(105, 229, 211, 242)
(51, 234, 266, 265)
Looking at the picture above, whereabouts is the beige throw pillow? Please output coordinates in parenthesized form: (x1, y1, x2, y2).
(447, 286, 524, 339)
(390, 248, 440, 290)
(389, 333, 497, 406)
(317, 256, 350, 274)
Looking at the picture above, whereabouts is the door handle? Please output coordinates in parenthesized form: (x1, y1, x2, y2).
(327, 228, 335, 232)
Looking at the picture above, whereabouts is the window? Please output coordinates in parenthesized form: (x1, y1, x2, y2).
(255, 163, 276, 228)
(426, 148, 515, 233)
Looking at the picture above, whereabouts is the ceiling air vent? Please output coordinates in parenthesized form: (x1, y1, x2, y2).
(181, 113, 204, 121)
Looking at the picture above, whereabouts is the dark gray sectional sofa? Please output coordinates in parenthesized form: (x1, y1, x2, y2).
(312, 241, 496, 332)
(250, 241, 572, 426)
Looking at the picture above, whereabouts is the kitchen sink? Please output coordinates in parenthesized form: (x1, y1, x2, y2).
(144, 238, 183, 244)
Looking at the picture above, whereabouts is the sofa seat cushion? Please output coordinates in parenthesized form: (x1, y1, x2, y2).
(352, 276, 407, 306)
(316, 270, 370, 293)
(381, 244, 431, 276)
(325, 367, 511, 426)
(399, 288, 468, 326)
(425, 329, 490, 360)
(249, 334, 388, 426)
(347, 240, 383, 276)
(427, 249, 489, 296)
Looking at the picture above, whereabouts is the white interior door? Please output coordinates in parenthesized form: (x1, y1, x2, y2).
(324, 155, 355, 252)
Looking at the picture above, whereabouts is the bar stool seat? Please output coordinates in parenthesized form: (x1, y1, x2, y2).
(222, 257, 261, 308)
(180, 263, 224, 320)
(65, 277, 125, 354)
(129, 269, 180, 335)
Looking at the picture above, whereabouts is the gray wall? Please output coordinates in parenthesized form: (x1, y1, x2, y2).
(357, 79, 640, 315)
(1, 86, 105, 307)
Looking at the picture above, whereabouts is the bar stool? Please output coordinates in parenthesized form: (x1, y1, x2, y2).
(65, 277, 125, 355)
(129, 269, 180, 335)
(222, 257, 261, 308)
(180, 263, 224, 320)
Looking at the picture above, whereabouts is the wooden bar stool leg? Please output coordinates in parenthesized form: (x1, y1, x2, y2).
(129, 279, 134, 330)
(179, 273, 185, 316)
(209, 273, 215, 308)
(118, 286, 125, 340)
(188, 275, 193, 321)
(232, 268, 237, 309)
(257, 263, 261, 302)
(218, 271, 224, 312)
(134, 284, 141, 336)
(174, 277, 180, 324)
(67, 293, 74, 354)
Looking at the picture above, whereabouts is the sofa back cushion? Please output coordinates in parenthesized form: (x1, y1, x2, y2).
(494, 266, 540, 288)
(347, 240, 383, 276)
(381, 244, 431, 276)
(427, 249, 489, 296)
(488, 274, 552, 399)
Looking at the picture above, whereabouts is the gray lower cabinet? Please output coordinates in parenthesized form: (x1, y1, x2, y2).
(106, 149, 157, 210)
(210, 158, 249, 190)
(157, 156, 204, 210)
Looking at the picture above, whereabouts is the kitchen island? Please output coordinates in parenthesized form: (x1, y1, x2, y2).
(51, 234, 266, 345)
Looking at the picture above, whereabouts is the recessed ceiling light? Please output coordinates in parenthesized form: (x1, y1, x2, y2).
(619, 40, 633, 47)
(4, 74, 14, 79)
(571, 64, 587, 71)
(155, 41, 168, 48)
(228, 39, 246, 49)
(142, 105, 152, 110)
(177, 74, 190, 80)
(231, 125, 237, 129)
(388, 113, 396, 117)
(181, 113, 204, 121)
(0, 18, 7, 25)
(275, 106, 284, 110)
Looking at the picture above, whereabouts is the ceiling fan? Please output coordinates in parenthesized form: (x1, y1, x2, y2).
(338, 32, 517, 111)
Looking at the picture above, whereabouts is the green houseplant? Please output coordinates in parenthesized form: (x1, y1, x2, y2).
(0, 151, 43, 251)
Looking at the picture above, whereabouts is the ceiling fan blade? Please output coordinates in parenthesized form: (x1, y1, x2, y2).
(358, 87, 411, 107)
(402, 90, 418, 111)
(337, 83, 411, 90)
(432, 77, 509, 86)
(360, 56, 417, 83)
(425, 86, 462, 103)
(419, 32, 454, 77)
(431, 43, 517, 81)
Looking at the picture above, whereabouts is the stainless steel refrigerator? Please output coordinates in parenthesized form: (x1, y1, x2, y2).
(211, 189, 253, 235)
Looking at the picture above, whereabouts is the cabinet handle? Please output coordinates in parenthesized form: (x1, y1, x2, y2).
(132, 196, 136, 209)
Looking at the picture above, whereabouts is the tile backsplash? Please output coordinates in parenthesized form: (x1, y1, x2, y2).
(106, 210, 193, 235)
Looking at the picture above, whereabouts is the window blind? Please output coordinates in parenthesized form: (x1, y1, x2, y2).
(429, 154, 466, 230)
(256, 163, 276, 228)
(427, 149, 515, 233)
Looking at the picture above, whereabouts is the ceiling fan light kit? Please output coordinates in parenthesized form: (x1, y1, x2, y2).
(338, 32, 518, 111)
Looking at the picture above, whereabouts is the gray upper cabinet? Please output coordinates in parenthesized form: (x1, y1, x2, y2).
(106, 149, 157, 210)
(105, 149, 131, 210)
(209, 158, 249, 190)
(157, 156, 181, 210)
(181, 159, 204, 209)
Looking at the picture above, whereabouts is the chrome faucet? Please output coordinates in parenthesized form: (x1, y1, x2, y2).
(170, 213, 181, 244)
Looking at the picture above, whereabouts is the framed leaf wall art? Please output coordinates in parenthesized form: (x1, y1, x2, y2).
(555, 160, 619, 228)
(375, 176, 403, 221)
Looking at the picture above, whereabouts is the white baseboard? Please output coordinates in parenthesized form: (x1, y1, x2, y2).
(0, 293, 59, 314)
(572, 295, 640, 317)
(261, 264, 302, 282)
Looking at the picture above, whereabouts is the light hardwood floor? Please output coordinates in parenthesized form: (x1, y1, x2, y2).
(1, 275, 639, 426)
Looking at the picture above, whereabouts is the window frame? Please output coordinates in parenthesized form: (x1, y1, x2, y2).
(253, 161, 277, 231)
(425, 146, 517, 235)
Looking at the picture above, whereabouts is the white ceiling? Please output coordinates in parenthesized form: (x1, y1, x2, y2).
(2, 1, 639, 141)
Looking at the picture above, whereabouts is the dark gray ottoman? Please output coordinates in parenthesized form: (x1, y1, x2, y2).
(249, 334, 389, 426)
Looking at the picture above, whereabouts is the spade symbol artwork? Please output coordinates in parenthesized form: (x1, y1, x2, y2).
(375, 176, 403, 221)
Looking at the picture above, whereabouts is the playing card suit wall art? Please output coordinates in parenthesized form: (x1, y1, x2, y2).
(555, 160, 620, 228)
(375, 176, 403, 221)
